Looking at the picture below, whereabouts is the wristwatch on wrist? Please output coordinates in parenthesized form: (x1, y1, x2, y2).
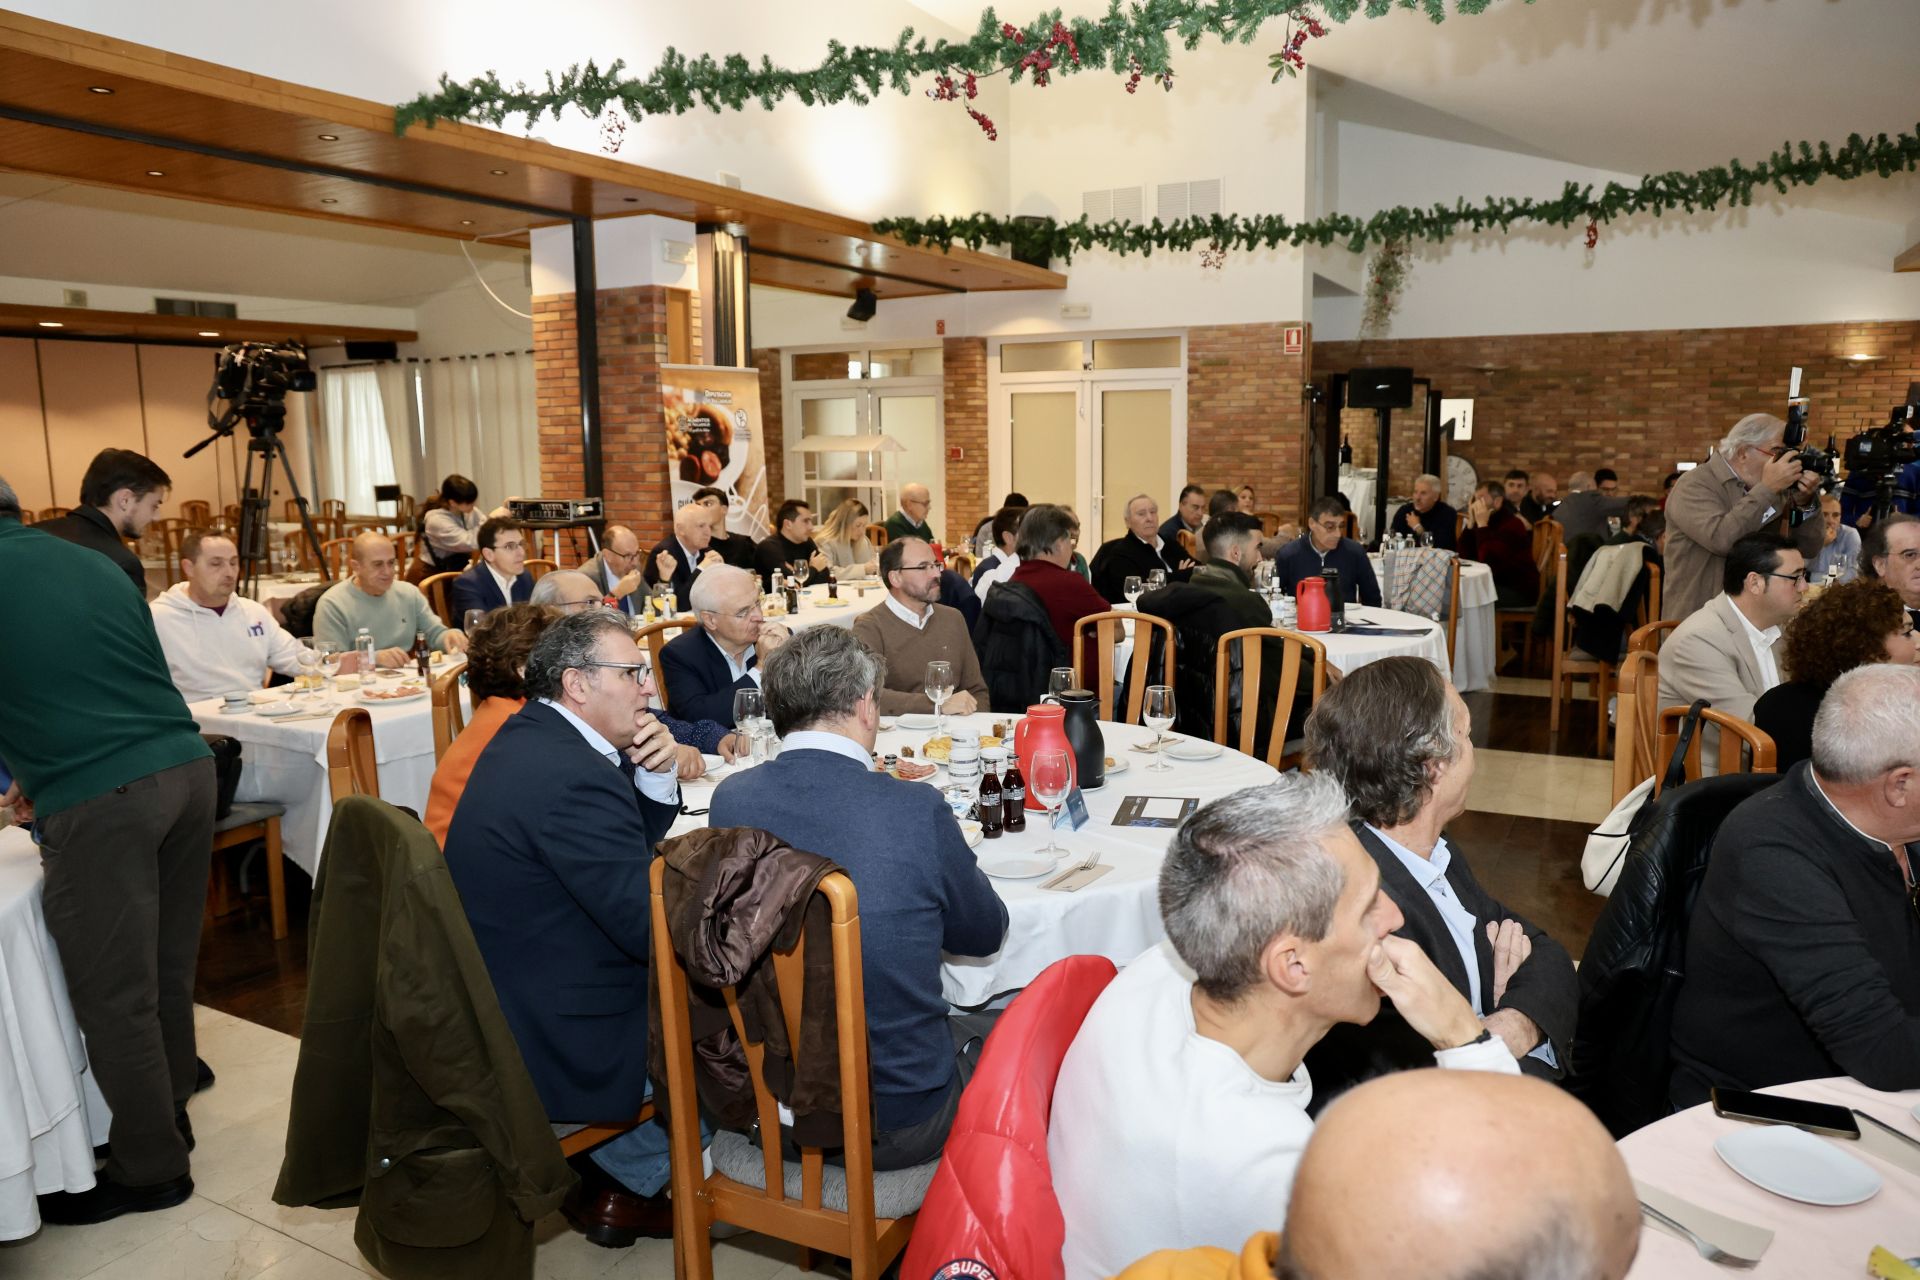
(1453, 1026, 1495, 1050)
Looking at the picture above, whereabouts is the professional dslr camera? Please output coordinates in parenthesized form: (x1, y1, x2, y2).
(207, 341, 317, 436)
(1779, 367, 1838, 488)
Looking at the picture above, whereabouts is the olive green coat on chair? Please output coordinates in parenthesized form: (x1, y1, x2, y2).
(274, 797, 575, 1280)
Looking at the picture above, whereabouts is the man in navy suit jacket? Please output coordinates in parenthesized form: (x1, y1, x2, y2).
(641, 502, 723, 612)
(710, 624, 1008, 1169)
(443, 609, 684, 1243)
(658, 564, 792, 725)
(448, 517, 534, 621)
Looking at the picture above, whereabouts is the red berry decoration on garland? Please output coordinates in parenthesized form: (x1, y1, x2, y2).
(599, 113, 626, 155)
(967, 105, 998, 141)
(1200, 239, 1227, 269)
(1125, 56, 1144, 94)
(1001, 22, 1024, 44)
(1584, 218, 1599, 249)
(963, 72, 978, 99)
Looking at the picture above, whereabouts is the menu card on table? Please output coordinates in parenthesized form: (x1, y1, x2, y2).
(1113, 796, 1200, 829)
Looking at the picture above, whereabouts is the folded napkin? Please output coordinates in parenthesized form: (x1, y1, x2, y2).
(1854, 1111, 1920, 1177)
(1042, 864, 1112, 894)
(1634, 1179, 1772, 1260)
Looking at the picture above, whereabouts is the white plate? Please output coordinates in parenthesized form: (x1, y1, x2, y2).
(1912, 1102, 1920, 1126)
(978, 852, 1059, 880)
(1102, 756, 1131, 777)
(1713, 1123, 1882, 1206)
(1163, 738, 1224, 762)
(897, 713, 941, 731)
(960, 820, 982, 849)
(878, 717, 898, 731)
(359, 687, 429, 705)
(253, 702, 305, 718)
(700, 753, 726, 773)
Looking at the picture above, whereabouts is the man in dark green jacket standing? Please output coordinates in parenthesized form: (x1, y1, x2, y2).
(0, 474, 215, 1224)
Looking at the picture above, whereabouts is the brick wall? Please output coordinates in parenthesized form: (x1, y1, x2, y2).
(1186, 323, 1313, 521)
(1317, 320, 1920, 499)
(944, 337, 989, 543)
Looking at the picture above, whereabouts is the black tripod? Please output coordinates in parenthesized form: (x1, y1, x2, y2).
(184, 405, 326, 597)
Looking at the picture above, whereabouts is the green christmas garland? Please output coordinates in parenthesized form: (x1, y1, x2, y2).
(393, 0, 1526, 134)
(873, 126, 1920, 259)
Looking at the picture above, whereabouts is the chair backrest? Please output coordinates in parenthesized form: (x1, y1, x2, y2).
(419, 571, 461, 627)
(1531, 517, 1563, 576)
(1653, 705, 1776, 790)
(652, 859, 913, 1275)
(634, 618, 698, 711)
(1639, 562, 1662, 625)
(1253, 511, 1281, 537)
(282, 497, 302, 522)
(429, 665, 467, 762)
(38, 506, 69, 522)
(1072, 610, 1173, 724)
(1628, 619, 1679, 654)
(389, 531, 413, 569)
(1212, 626, 1329, 768)
(179, 499, 212, 526)
(1611, 650, 1659, 804)
(865, 522, 890, 548)
(1443, 556, 1461, 660)
(524, 557, 557, 581)
(1342, 511, 1359, 541)
(321, 537, 355, 581)
(944, 550, 976, 581)
(899, 955, 1119, 1280)
(326, 708, 379, 802)
(1455, 510, 1468, 543)
(321, 498, 346, 520)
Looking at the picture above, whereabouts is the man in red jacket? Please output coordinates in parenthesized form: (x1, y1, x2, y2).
(1459, 479, 1539, 607)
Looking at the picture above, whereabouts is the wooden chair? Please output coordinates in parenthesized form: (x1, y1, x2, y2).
(1652, 706, 1776, 792)
(554, 1103, 658, 1161)
(321, 498, 346, 523)
(321, 537, 355, 580)
(1550, 546, 1615, 757)
(1212, 627, 1330, 769)
(1610, 650, 1661, 805)
(37, 506, 69, 522)
(390, 531, 413, 568)
(223, 503, 243, 531)
(524, 557, 557, 581)
(1440, 556, 1462, 663)
(1629, 619, 1679, 655)
(1342, 511, 1360, 541)
(179, 499, 212, 526)
(1495, 517, 1563, 674)
(865, 523, 890, 549)
(653, 861, 918, 1280)
(1640, 562, 1663, 625)
(1455, 511, 1469, 544)
(1072, 610, 1174, 725)
(420, 571, 461, 627)
(282, 497, 303, 521)
(943, 550, 976, 581)
(326, 708, 379, 802)
(1254, 511, 1282, 538)
(634, 618, 698, 711)
(205, 802, 290, 940)
(429, 665, 468, 762)
(149, 517, 187, 584)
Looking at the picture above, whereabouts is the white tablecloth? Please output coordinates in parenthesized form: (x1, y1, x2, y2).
(189, 674, 461, 877)
(240, 573, 329, 606)
(1617, 1076, 1920, 1276)
(764, 580, 880, 632)
(0, 826, 109, 1240)
(667, 713, 1279, 1009)
(1340, 466, 1378, 542)
(1368, 555, 1497, 693)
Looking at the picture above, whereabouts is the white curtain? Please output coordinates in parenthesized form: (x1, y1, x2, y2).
(374, 362, 421, 502)
(318, 367, 396, 513)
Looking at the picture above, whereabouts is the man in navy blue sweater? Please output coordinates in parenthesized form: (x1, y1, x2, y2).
(710, 624, 1008, 1169)
(1273, 496, 1383, 606)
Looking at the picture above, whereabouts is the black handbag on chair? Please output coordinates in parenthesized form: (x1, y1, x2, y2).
(201, 734, 242, 821)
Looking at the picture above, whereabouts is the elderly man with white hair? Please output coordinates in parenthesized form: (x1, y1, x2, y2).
(884, 481, 936, 544)
(1386, 473, 1458, 551)
(1663, 412, 1825, 620)
(1669, 661, 1920, 1107)
(529, 568, 603, 613)
(657, 564, 791, 724)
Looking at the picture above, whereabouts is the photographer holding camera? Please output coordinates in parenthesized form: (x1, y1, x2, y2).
(1662, 413, 1824, 621)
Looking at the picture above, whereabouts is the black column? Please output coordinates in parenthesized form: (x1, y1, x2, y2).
(570, 216, 604, 499)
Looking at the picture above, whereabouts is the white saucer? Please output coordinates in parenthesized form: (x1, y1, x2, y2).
(254, 703, 305, 718)
(1163, 738, 1224, 762)
(1713, 1124, 1882, 1206)
(897, 713, 940, 731)
(1103, 756, 1131, 777)
(978, 852, 1059, 880)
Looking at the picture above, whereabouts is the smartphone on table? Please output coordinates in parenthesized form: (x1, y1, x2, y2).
(1710, 1087, 1860, 1139)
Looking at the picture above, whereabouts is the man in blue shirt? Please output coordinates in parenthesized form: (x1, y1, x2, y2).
(1273, 497, 1383, 606)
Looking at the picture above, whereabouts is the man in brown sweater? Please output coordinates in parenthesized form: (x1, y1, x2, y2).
(851, 537, 990, 715)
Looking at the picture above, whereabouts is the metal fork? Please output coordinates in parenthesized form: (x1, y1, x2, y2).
(1042, 849, 1102, 891)
(1639, 1202, 1760, 1269)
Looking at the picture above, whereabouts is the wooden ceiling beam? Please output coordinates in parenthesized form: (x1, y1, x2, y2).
(0, 302, 418, 348)
(1897, 239, 1920, 273)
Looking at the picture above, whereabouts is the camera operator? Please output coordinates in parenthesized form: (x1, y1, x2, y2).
(1662, 413, 1823, 621)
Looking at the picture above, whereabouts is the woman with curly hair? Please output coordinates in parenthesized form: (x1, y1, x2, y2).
(1752, 579, 1919, 768)
(424, 602, 553, 845)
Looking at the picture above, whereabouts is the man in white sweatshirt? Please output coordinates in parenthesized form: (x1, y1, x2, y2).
(151, 532, 308, 703)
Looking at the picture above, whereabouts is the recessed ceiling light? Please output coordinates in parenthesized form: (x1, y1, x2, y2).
(489, 168, 508, 176)
(623, 197, 638, 203)
(320, 197, 338, 205)
(38, 321, 63, 328)
(145, 169, 165, 177)
(460, 219, 475, 226)
(198, 331, 221, 338)
(317, 133, 340, 141)
(87, 86, 113, 95)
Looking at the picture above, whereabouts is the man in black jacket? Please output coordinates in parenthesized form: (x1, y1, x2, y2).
(1669, 662, 1920, 1106)
(37, 447, 171, 599)
(1302, 657, 1577, 1101)
(1387, 473, 1458, 552)
(1089, 493, 1193, 603)
(444, 609, 684, 1245)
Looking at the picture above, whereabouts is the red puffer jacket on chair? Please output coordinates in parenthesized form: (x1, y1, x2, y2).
(899, 955, 1119, 1280)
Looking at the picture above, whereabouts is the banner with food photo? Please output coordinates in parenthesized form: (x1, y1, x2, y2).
(661, 364, 770, 539)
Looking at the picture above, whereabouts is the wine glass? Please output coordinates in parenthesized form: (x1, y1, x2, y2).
(1030, 748, 1073, 859)
(317, 647, 344, 698)
(1144, 684, 1177, 772)
(1123, 575, 1144, 609)
(924, 660, 955, 733)
(1146, 568, 1167, 592)
(1047, 667, 1076, 701)
(789, 558, 812, 590)
(294, 643, 322, 704)
(651, 582, 673, 616)
(463, 609, 488, 638)
(732, 687, 765, 741)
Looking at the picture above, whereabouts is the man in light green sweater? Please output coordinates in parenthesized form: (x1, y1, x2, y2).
(313, 532, 468, 663)
(850, 537, 989, 715)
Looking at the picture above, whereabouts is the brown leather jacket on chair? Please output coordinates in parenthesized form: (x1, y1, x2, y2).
(274, 796, 575, 1280)
(647, 827, 847, 1146)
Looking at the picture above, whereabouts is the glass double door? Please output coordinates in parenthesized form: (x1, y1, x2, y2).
(791, 386, 943, 534)
(1004, 381, 1181, 543)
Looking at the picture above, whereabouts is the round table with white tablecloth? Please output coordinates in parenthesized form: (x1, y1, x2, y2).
(240, 571, 330, 607)
(0, 825, 110, 1241)
(666, 712, 1279, 1009)
(1617, 1076, 1920, 1276)
(188, 669, 465, 877)
(1368, 554, 1498, 692)
(759, 579, 883, 632)
(1339, 466, 1378, 542)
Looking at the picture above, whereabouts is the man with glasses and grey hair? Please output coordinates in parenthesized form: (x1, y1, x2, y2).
(658, 564, 791, 724)
(444, 609, 684, 1244)
(1049, 774, 1517, 1277)
(1663, 412, 1824, 620)
(1670, 661, 1920, 1107)
(710, 625, 1007, 1169)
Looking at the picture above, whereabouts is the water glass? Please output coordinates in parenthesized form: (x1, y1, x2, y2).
(294, 643, 322, 702)
(732, 688, 765, 741)
(1047, 667, 1076, 700)
(1146, 568, 1167, 591)
(1029, 748, 1073, 858)
(1144, 684, 1177, 772)
(318, 648, 343, 695)
(463, 608, 488, 635)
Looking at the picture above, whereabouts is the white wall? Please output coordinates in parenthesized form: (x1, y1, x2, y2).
(1312, 118, 1920, 342)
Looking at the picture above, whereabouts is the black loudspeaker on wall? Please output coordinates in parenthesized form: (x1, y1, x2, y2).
(1346, 367, 1414, 410)
(345, 340, 399, 361)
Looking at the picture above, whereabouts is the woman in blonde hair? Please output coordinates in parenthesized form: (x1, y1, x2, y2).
(816, 498, 878, 575)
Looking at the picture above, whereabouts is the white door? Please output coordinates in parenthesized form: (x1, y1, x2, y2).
(1005, 384, 1085, 516)
(1091, 381, 1182, 543)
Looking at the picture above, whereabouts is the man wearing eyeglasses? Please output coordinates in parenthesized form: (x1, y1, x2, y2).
(1658, 532, 1806, 774)
(1663, 412, 1824, 621)
(1670, 661, 1920, 1107)
(658, 565, 791, 725)
(577, 524, 647, 616)
(851, 537, 988, 715)
(444, 609, 686, 1244)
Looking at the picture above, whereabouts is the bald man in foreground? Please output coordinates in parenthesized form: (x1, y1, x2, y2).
(1114, 1070, 1639, 1280)
(313, 531, 468, 664)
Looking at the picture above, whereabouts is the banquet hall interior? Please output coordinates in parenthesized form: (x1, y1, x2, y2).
(2, 0, 1918, 1276)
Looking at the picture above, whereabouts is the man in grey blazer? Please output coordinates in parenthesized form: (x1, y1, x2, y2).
(1658, 532, 1807, 771)
(576, 524, 646, 617)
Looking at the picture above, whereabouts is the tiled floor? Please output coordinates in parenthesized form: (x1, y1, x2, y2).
(0, 1008, 810, 1280)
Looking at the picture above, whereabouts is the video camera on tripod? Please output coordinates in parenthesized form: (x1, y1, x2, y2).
(185, 341, 325, 591)
(1841, 383, 1920, 527)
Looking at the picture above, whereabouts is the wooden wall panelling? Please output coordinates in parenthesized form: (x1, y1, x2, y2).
(38, 340, 142, 505)
(138, 344, 225, 518)
(0, 338, 54, 514)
